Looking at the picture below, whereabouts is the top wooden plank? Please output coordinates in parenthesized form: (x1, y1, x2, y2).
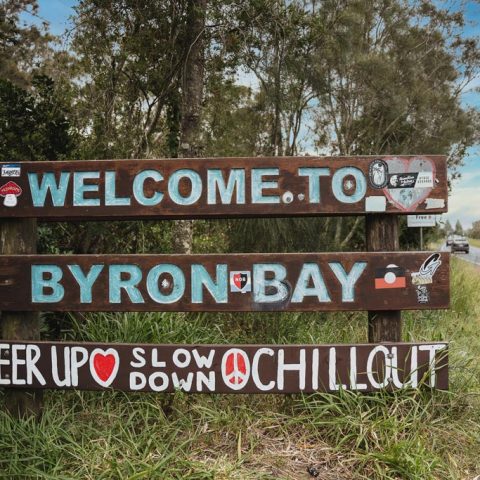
(0, 156, 447, 220)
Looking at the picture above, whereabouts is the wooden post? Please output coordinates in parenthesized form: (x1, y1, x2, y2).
(366, 214, 402, 342)
(0, 218, 42, 416)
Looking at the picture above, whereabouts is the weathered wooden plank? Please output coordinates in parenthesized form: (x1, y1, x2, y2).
(0, 341, 448, 393)
(0, 156, 447, 219)
(0, 252, 449, 312)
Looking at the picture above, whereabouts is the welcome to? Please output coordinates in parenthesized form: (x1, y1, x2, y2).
(27, 167, 366, 207)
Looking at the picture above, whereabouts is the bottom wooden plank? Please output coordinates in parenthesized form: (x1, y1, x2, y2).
(0, 341, 448, 393)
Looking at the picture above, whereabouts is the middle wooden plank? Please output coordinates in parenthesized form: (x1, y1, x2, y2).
(0, 252, 449, 312)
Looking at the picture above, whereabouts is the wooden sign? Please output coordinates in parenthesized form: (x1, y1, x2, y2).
(0, 341, 448, 393)
(0, 252, 449, 312)
(0, 156, 447, 219)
